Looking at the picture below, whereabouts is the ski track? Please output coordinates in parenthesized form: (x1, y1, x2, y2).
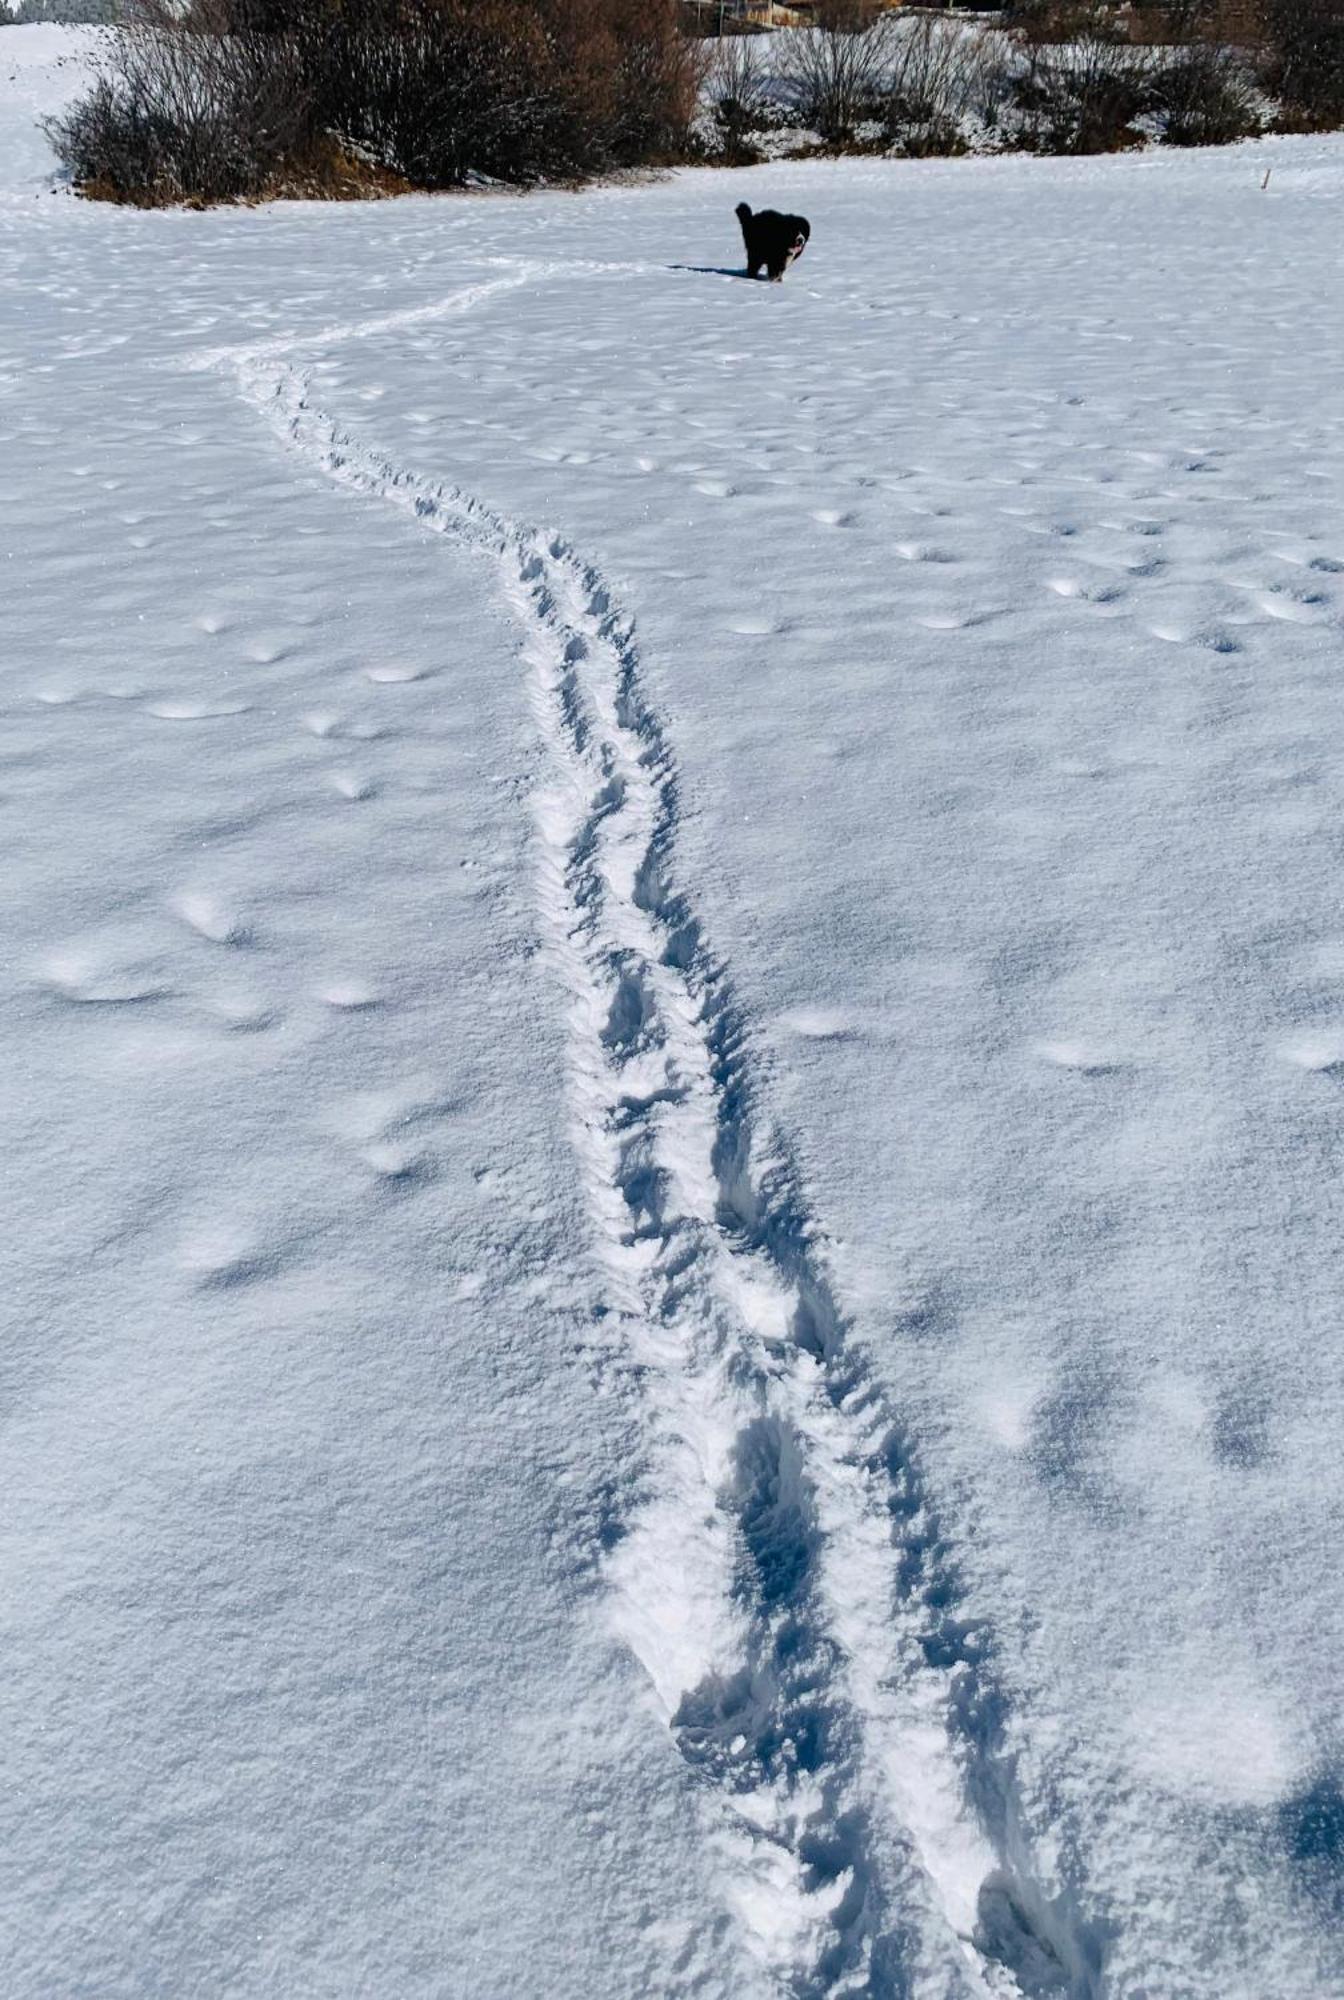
(207, 271, 1103, 2000)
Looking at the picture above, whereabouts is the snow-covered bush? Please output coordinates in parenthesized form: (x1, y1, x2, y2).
(884, 15, 1004, 157)
(1147, 38, 1263, 145)
(1012, 4, 1155, 152)
(778, 4, 892, 145)
(705, 4, 1274, 163)
(48, 0, 707, 202)
(45, 0, 1344, 199)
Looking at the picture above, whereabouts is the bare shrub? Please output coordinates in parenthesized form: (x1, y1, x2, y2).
(47, 0, 314, 203)
(1149, 38, 1262, 143)
(708, 29, 771, 160)
(1261, 0, 1344, 126)
(310, 0, 703, 185)
(606, 0, 710, 164)
(311, 0, 590, 188)
(1013, 3, 1155, 151)
(780, 2, 893, 143)
(885, 15, 998, 155)
(48, 0, 706, 202)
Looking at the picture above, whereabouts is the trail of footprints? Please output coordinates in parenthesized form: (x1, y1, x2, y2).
(224, 318, 1098, 1998)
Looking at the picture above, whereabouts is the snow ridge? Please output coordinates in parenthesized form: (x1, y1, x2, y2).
(226, 337, 1099, 1999)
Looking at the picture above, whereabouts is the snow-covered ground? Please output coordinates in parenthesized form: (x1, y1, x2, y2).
(5, 24, 1344, 1998)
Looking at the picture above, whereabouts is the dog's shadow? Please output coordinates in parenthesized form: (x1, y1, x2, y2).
(669, 263, 759, 282)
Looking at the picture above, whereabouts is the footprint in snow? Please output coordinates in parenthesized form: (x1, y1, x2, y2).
(358, 1143, 430, 1184)
(1276, 1032, 1344, 1077)
(179, 1222, 285, 1290)
(364, 663, 423, 684)
(319, 980, 381, 1011)
(1253, 591, 1329, 626)
(329, 1081, 453, 1158)
(1034, 1039, 1127, 1076)
(780, 1006, 856, 1042)
(328, 771, 374, 801)
(38, 946, 166, 1007)
(172, 893, 249, 948)
(146, 699, 249, 721)
(202, 987, 277, 1034)
(301, 710, 342, 738)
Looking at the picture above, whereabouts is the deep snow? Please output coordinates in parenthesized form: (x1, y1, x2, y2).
(3, 24, 1344, 1999)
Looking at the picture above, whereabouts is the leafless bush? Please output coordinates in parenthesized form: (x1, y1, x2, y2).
(47, 0, 313, 202)
(1149, 37, 1262, 143)
(309, 0, 703, 184)
(607, 0, 710, 163)
(1261, 0, 1344, 126)
(307, 0, 561, 188)
(780, 3, 893, 142)
(885, 15, 998, 154)
(47, 0, 706, 201)
(1014, 3, 1155, 151)
(708, 29, 771, 159)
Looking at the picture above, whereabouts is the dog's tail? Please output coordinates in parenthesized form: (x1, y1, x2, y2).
(735, 202, 752, 224)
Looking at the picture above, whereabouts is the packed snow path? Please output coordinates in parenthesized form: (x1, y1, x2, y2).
(6, 27, 1344, 1999)
(211, 289, 1095, 1996)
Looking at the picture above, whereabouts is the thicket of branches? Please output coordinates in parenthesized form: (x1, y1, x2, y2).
(47, 0, 705, 202)
(44, 0, 1344, 202)
(702, 0, 1344, 161)
(1008, 0, 1344, 135)
(1261, 0, 1344, 124)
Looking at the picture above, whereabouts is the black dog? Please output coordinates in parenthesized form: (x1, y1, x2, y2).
(736, 202, 810, 283)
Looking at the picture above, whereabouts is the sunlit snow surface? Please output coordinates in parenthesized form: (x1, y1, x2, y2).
(3, 26, 1343, 1998)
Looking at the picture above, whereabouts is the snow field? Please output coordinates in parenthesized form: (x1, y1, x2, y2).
(4, 25, 1344, 1998)
(230, 339, 1038, 1994)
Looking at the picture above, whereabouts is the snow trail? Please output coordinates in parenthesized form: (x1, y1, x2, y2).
(182, 264, 538, 371)
(220, 311, 1098, 1997)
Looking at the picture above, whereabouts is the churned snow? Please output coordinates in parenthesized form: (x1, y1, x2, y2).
(3, 24, 1343, 1998)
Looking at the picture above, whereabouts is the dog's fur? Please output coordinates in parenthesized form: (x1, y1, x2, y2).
(736, 202, 810, 282)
